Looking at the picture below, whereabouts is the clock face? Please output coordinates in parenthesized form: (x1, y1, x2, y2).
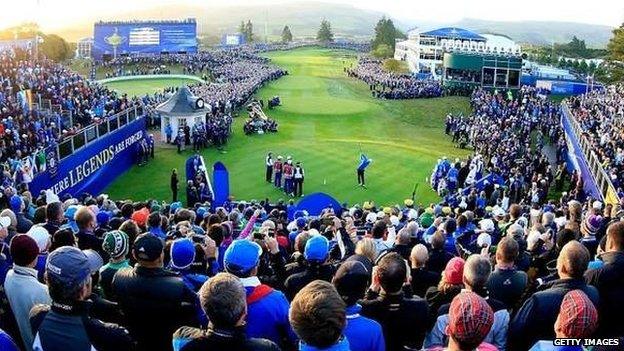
(196, 98, 205, 109)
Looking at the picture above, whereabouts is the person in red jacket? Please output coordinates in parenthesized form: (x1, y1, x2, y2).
(273, 156, 283, 188)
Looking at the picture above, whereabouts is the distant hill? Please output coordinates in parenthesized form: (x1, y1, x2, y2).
(451, 18, 613, 48)
(52, 2, 402, 42)
(46, 2, 613, 48)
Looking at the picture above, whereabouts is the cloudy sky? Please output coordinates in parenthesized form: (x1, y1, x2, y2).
(2, 0, 622, 30)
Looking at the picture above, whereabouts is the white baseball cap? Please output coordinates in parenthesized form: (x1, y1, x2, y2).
(0, 216, 11, 229)
(26, 226, 50, 253)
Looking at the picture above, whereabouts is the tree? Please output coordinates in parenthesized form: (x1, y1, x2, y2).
(238, 21, 246, 36)
(281, 25, 293, 43)
(39, 34, 72, 62)
(372, 16, 399, 54)
(317, 19, 334, 43)
(244, 20, 254, 43)
(607, 22, 624, 62)
(372, 44, 393, 58)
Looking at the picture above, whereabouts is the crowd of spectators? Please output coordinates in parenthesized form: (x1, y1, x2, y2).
(435, 86, 569, 206)
(3, 40, 624, 351)
(567, 85, 624, 198)
(0, 72, 622, 350)
(1, 48, 140, 184)
(0, 171, 622, 351)
(346, 57, 443, 99)
(97, 54, 215, 79)
(189, 49, 286, 116)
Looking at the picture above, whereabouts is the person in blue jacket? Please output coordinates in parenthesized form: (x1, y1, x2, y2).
(223, 239, 297, 350)
(357, 153, 372, 187)
(332, 260, 385, 351)
(0, 328, 19, 351)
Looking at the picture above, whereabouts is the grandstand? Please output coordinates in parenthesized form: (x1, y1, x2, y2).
(394, 27, 522, 78)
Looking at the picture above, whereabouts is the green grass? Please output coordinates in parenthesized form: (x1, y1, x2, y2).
(103, 77, 199, 98)
(105, 48, 472, 206)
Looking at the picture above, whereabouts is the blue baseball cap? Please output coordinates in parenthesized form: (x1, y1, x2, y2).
(304, 235, 329, 262)
(64, 205, 79, 220)
(46, 246, 91, 290)
(170, 238, 196, 270)
(196, 207, 208, 219)
(170, 202, 182, 214)
(296, 217, 307, 228)
(224, 240, 262, 275)
(9, 195, 22, 212)
(96, 211, 111, 225)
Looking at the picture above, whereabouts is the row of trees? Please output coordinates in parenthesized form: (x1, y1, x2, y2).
(238, 20, 254, 43)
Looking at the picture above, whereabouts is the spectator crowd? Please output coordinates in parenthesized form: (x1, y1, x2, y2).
(346, 58, 443, 99)
(2, 41, 624, 351)
(567, 84, 624, 199)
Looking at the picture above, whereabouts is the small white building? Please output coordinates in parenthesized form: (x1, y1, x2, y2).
(76, 38, 93, 59)
(157, 86, 206, 139)
(394, 27, 522, 78)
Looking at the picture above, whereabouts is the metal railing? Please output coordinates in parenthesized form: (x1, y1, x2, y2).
(21, 104, 143, 177)
(561, 103, 621, 204)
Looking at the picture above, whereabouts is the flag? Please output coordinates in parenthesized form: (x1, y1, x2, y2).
(17, 89, 33, 113)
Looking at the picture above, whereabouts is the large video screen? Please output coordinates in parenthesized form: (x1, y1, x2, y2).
(92, 21, 197, 60)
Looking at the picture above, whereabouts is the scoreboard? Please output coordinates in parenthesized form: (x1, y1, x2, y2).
(92, 19, 197, 60)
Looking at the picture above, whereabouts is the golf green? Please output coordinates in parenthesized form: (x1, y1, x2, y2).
(105, 48, 472, 207)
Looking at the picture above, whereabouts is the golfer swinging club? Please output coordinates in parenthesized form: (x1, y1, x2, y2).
(357, 144, 371, 188)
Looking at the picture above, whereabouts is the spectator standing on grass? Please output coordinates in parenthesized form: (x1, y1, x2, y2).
(265, 153, 274, 183)
(171, 169, 179, 202)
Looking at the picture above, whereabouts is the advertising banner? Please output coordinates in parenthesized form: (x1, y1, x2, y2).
(28, 118, 147, 197)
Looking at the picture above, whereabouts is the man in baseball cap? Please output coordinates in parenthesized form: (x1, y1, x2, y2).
(284, 235, 333, 300)
(112, 233, 198, 351)
(30, 246, 133, 351)
(223, 239, 296, 349)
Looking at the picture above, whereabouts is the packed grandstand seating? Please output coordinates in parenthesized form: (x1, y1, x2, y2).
(567, 84, 624, 196)
(2, 40, 624, 351)
(1, 48, 141, 180)
(346, 57, 443, 99)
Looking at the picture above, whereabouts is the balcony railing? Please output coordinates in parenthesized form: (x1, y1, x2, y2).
(561, 103, 621, 205)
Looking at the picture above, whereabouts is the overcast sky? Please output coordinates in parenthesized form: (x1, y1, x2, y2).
(2, 0, 622, 30)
